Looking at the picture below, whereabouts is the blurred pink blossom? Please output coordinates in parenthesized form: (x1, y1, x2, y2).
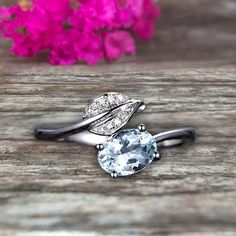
(0, 0, 160, 65)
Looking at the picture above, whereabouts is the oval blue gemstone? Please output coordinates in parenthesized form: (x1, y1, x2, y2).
(98, 129, 157, 176)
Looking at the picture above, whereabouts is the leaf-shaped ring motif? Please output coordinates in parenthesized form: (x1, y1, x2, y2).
(34, 92, 145, 145)
(84, 92, 145, 135)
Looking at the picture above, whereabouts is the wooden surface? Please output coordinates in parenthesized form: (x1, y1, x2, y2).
(1, 0, 236, 235)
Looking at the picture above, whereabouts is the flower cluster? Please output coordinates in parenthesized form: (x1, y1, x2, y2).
(0, 0, 160, 65)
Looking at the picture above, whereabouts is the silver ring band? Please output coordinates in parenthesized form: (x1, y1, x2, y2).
(35, 92, 145, 146)
(154, 127, 196, 148)
(35, 126, 196, 148)
(34, 92, 196, 177)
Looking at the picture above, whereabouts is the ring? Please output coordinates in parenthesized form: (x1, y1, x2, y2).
(35, 92, 196, 178)
(35, 92, 145, 145)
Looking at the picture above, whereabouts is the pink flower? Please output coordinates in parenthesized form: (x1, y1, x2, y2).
(0, 0, 160, 65)
(133, 0, 160, 40)
(104, 31, 135, 60)
(75, 31, 104, 65)
(49, 30, 77, 65)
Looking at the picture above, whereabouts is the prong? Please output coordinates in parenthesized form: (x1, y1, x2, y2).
(153, 152, 161, 161)
(137, 103, 145, 113)
(110, 171, 118, 178)
(95, 144, 104, 151)
(138, 124, 146, 132)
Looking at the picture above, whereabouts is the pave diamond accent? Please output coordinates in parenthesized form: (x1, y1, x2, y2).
(98, 129, 158, 176)
(89, 102, 137, 135)
(84, 92, 130, 118)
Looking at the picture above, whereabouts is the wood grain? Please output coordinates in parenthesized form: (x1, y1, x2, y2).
(0, 0, 236, 235)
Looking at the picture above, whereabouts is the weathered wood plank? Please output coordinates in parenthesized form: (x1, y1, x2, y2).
(0, 111, 235, 140)
(1, 139, 236, 194)
(1, 69, 236, 113)
(0, 191, 235, 235)
(1, 68, 236, 85)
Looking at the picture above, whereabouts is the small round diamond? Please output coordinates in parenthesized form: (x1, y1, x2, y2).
(84, 92, 130, 118)
(89, 102, 136, 135)
(97, 129, 157, 176)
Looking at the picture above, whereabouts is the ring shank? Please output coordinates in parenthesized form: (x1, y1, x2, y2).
(34, 111, 108, 141)
(153, 128, 196, 148)
(36, 122, 196, 148)
(35, 99, 145, 142)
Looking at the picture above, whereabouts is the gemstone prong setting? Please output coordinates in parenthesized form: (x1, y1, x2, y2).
(95, 144, 104, 151)
(138, 124, 146, 132)
(153, 152, 161, 161)
(111, 172, 118, 178)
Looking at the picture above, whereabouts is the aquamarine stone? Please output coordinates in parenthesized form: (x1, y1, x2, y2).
(98, 129, 157, 176)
